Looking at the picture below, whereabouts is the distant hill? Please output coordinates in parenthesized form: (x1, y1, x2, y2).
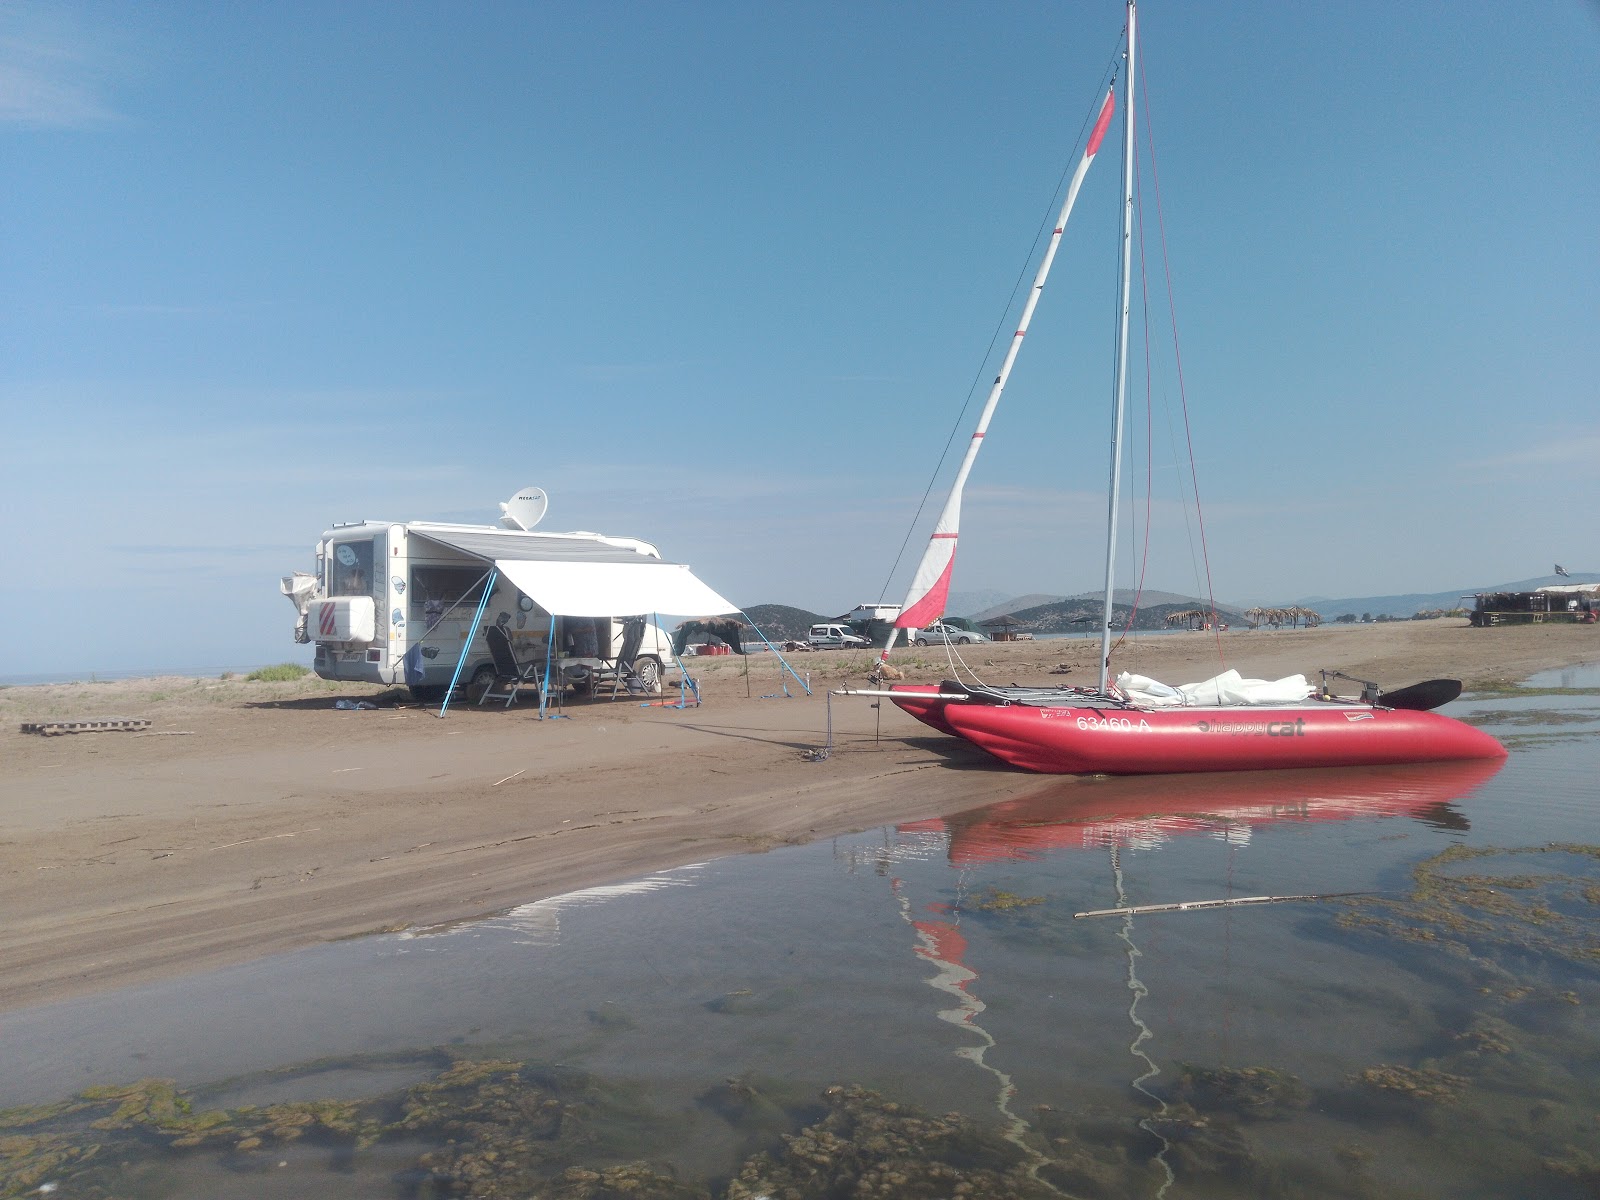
(966, 594, 1063, 623)
(945, 589, 1018, 620)
(997, 595, 1250, 634)
(964, 589, 1240, 623)
(741, 604, 824, 641)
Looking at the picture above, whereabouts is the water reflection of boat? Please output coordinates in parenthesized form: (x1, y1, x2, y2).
(900, 758, 1501, 864)
(890, 757, 1501, 1191)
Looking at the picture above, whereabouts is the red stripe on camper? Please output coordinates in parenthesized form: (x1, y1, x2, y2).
(319, 603, 336, 637)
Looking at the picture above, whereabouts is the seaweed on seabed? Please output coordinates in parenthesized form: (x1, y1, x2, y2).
(1349, 1065, 1470, 1108)
(0, 1127, 102, 1198)
(1170, 1065, 1311, 1121)
(970, 887, 1046, 913)
(0, 1075, 382, 1198)
(1030, 1097, 1273, 1197)
(399, 1059, 597, 1198)
(0, 1059, 698, 1200)
(725, 1084, 1059, 1200)
(1334, 843, 1600, 977)
(396, 1058, 710, 1199)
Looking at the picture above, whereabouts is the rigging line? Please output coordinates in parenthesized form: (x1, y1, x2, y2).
(1157, 377, 1207, 615)
(1105, 123, 1156, 663)
(1110, 844, 1175, 1199)
(1132, 169, 1203, 640)
(875, 52, 1126, 607)
(1138, 48, 1225, 671)
(1133, 150, 1212, 642)
(937, 632, 988, 691)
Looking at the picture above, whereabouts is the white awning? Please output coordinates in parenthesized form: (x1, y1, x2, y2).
(492, 557, 739, 618)
(406, 527, 740, 617)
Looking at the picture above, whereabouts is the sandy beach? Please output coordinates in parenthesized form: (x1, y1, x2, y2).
(3, 619, 1593, 1014)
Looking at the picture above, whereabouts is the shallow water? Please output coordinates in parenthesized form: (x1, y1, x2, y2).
(3, 672, 1597, 1198)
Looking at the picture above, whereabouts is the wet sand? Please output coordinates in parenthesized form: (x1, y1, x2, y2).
(3, 619, 1593, 1013)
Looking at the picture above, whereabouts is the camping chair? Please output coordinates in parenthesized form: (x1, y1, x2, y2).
(603, 617, 649, 697)
(479, 625, 545, 707)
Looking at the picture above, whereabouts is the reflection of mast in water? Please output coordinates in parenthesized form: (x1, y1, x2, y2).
(894, 881, 1024, 1124)
(1110, 844, 1174, 1198)
(887, 869, 1063, 1189)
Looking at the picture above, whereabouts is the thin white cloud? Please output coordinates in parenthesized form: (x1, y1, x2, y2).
(1462, 431, 1600, 471)
(0, 6, 123, 128)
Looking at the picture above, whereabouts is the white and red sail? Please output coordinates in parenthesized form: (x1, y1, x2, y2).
(888, 88, 1116, 649)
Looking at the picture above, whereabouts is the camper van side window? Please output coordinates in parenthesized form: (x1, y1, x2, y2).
(330, 541, 375, 597)
(409, 567, 491, 622)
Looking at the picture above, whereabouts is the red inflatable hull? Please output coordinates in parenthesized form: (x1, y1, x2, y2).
(936, 700, 1506, 774)
(887, 686, 962, 737)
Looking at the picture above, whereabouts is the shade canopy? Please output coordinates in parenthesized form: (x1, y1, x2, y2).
(410, 528, 738, 618)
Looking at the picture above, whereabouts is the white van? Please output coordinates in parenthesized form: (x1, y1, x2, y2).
(808, 623, 870, 649)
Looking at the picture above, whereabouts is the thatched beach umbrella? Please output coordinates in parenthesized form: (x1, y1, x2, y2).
(1166, 608, 1209, 630)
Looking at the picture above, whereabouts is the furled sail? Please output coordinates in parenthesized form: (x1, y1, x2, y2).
(889, 88, 1117, 644)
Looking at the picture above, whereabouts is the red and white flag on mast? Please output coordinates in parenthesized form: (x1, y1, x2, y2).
(893, 88, 1116, 635)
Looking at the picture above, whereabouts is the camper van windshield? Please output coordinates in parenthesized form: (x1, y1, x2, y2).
(329, 540, 375, 596)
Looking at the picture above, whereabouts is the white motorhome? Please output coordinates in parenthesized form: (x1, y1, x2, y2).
(281, 490, 727, 701)
(842, 602, 901, 623)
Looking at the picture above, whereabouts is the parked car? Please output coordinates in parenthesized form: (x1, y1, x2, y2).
(912, 620, 989, 646)
(808, 623, 870, 649)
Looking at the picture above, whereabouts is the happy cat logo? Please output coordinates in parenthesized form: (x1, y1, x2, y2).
(1196, 718, 1307, 736)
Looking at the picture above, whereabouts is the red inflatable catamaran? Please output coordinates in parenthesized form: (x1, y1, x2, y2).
(898, 685, 1505, 775)
(868, 1, 1504, 776)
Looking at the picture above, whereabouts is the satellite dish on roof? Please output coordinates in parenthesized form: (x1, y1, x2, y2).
(498, 487, 548, 531)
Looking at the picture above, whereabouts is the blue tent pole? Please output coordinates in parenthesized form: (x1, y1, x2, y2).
(438, 568, 497, 718)
(539, 614, 556, 718)
(739, 615, 812, 696)
(655, 612, 698, 708)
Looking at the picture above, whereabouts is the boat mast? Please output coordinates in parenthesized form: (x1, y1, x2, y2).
(881, 83, 1116, 667)
(1098, 0, 1137, 694)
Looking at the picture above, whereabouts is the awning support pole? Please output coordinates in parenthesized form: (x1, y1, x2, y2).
(438, 569, 498, 718)
(539, 615, 556, 718)
(739, 615, 812, 696)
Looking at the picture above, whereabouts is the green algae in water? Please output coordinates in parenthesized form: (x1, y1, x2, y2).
(0, 1056, 628, 1200)
(970, 887, 1047, 912)
(1171, 1065, 1312, 1121)
(1350, 1065, 1470, 1106)
(702, 986, 805, 1017)
(1336, 843, 1600, 970)
(1466, 708, 1600, 727)
(727, 1084, 1061, 1200)
(0, 1069, 1134, 1200)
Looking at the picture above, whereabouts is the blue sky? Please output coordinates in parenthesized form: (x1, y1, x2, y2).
(3, 1, 1597, 676)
